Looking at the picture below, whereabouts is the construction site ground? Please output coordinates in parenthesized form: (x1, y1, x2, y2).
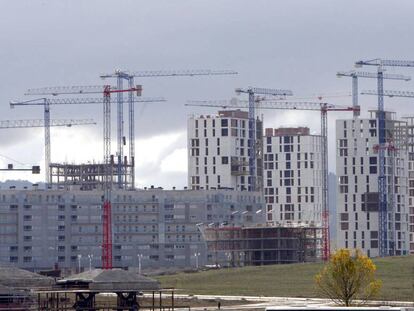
(155, 256, 414, 302)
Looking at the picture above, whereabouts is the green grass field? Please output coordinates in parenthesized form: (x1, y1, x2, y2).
(156, 256, 414, 301)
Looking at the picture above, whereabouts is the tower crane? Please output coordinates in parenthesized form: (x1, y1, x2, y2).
(355, 58, 414, 257)
(24, 84, 151, 189)
(0, 118, 95, 129)
(24, 84, 166, 270)
(10, 95, 164, 186)
(361, 88, 414, 256)
(11, 93, 164, 270)
(0, 118, 95, 177)
(235, 87, 293, 191)
(336, 71, 410, 117)
(100, 69, 237, 189)
(361, 89, 414, 98)
(186, 99, 360, 261)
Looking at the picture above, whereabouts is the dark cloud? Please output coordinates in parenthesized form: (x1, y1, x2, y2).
(1, 0, 414, 185)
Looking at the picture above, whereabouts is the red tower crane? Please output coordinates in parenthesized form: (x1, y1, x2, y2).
(186, 99, 360, 261)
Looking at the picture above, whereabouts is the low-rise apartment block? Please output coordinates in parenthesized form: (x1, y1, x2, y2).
(0, 188, 263, 272)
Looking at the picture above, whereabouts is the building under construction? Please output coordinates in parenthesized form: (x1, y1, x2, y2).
(49, 157, 134, 190)
(199, 223, 322, 267)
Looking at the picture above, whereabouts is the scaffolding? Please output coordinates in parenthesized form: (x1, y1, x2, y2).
(199, 224, 322, 267)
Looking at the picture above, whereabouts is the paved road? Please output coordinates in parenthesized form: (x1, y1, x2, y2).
(169, 294, 414, 311)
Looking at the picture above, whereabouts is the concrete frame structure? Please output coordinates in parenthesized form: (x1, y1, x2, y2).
(199, 224, 321, 266)
(336, 111, 410, 257)
(187, 110, 263, 192)
(0, 188, 263, 273)
(263, 127, 323, 226)
(49, 160, 134, 191)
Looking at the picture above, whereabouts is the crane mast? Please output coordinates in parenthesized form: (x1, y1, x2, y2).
(235, 87, 293, 191)
(336, 71, 410, 117)
(102, 85, 112, 269)
(355, 58, 414, 257)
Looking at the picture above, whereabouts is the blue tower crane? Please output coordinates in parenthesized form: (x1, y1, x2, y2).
(355, 58, 414, 257)
(235, 87, 293, 191)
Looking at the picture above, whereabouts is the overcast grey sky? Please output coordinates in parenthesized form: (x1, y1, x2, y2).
(1, 0, 414, 188)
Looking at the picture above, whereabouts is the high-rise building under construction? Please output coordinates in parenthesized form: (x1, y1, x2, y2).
(187, 110, 263, 191)
(263, 127, 323, 226)
(336, 111, 410, 257)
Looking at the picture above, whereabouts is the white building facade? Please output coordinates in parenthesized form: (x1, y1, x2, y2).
(336, 111, 410, 257)
(263, 127, 323, 226)
(403, 116, 414, 254)
(188, 110, 263, 191)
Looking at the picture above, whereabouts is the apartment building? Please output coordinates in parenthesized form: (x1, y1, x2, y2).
(188, 110, 263, 191)
(263, 127, 323, 225)
(336, 111, 410, 257)
(403, 116, 414, 254)
(0, 187, 263, 272)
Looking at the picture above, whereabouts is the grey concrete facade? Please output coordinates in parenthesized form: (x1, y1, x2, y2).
(0, 188, 263, 273)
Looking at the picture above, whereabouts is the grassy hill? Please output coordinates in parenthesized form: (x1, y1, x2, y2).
(156, 256, 414, 301)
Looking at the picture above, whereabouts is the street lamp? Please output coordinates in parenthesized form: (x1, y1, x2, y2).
(137, 254, 143, 274)
(87, 254, 93, 271)
(194, 252, 201, 269)
(77, 254, 82, 273)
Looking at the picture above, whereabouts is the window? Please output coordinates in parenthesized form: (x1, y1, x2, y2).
(221, 119, 228, 127)
(221, 156, 229, 164)
(221, 128, 228, 136)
